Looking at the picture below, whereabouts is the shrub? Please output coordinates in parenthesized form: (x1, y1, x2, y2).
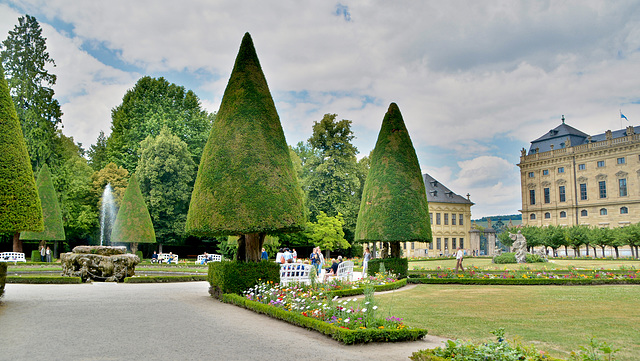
(135, 251, 143, 261)
(208, 260, 279, 298)
(328, 278, 407, 298)
(31, 250, 40, 262)
(124, 275, 206, 283)
(0, 262, 6, 298)
(368, 257, 408, 278)
(493, 252, 545, 264)
(6, 275, 82, 284)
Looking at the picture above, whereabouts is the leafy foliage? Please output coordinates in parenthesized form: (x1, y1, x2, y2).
(0, 66, 43, 234)
(91, 162, 129, 207)
(355, 103, 431, 254)
(186, 33, 305, 240)
(20, 164, 65, 240)
(207, 260, 280, 296)
(110, 174, 156, 247)
(136, 127, 195, 246)
(0, 15, 62, 171)
(305, 211, 350, 253)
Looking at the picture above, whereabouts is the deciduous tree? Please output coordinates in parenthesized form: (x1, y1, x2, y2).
(305, 211, 349, 258)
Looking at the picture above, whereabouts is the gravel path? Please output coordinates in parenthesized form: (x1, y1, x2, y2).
(0, 282, 447, 361)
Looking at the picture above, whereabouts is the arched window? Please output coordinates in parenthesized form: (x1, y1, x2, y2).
(544, 212, 551, 219)
(530, 213, 536, 220)
(620, 207, 629, 214)
(600, 208, 608, 215)
(580, 210, 588, 217)
(560, 211, 567, 218)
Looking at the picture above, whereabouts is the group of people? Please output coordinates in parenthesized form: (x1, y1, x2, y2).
(274, 248, 297, 264)
(150, 251, 176, 264)
(309, 247, 325, 275)
(38, 244, 51, 262)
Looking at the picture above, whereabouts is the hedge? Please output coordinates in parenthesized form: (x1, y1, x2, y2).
(124, 275, 207, 283)
(0, 262, 6, 298)
(327, 278, 407, 298)
(408, 278, 640, 286)
(208, 260, 280, 297)
(367, 257, 408, 279)
(492, 252, 545, 264)
(6, 275, 82, 284)
(220, 293, 428, 344)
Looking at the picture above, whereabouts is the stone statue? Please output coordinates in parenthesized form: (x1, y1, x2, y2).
(509, 231, 527, 263)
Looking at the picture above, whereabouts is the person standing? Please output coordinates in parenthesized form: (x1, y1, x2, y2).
(310, 248, 320, 275)
(362, 247, 371, 277)
(45, 246, 52, 263)
(261, 248, 268, 260)
(455, 247, 465, 273)
(40, 245, 46, 262)
(292, 248, 297, 261)
(283, 248, 293, 263)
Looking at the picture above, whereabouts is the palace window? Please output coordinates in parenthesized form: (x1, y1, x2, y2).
(580, 183, 587, 200)
(620, 207, 629, 214)
(459, 214, 464, 225)
(558, 167, 565, 173)
(530, 189, 536, 205)
(530, 213, 536, 220)
(459, 238, 464, 248)
(436, 238, 441, 249)
(452, 238, 457, 249)
(544, 212, 551, 219)
(600, 208, 608, 215)
(452, 213, 457, 225)
(444, 238, 449, 250)
(528, 172, 534, 178)
(578, 163, 586, 170)
(619, 179, 627, 197)
(429, 241, 433, 249)
(436, 213, 441, 225)
(559, 186, 566, 202)
(560, 211, 567, 218)
(599, 181, 607, 198)
(617, 157, 625, 164)
(544, 188, 550, 203)
(429, 213, 433, 224)
(444, 213, 449, 225)
(597, 160, 605, 168)
(543, 169, 549, 175)
(581, 209, 588, 217)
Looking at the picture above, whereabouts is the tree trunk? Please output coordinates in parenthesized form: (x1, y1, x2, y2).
(600, 246, 606, 258)
(635, 246, 639, 259)
(244, 233, 265, 262)
(614, 246, 619, 259)
(564, 246, 568, 257)
(54, 241, 58, 259)
(585, 245, 589, 256)
(130, 242, 138, 254)
(325, 249, 330, 260)
(592, 246, 597, 258)
(158, 243, 163, 253)
(573, 247, 580, 257)
(371, 243, 377, 258)
(13, 232, 23, 253)
(390, 242, 401, 258)
(237, 235, 246, 261)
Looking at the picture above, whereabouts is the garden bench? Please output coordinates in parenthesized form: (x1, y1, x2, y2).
(196, 253, 222, 264)
(0, 252, 26, 264)
(325, 261, 354, 282)
(280, 263, 314, 286)
(157, 253, 179, 264)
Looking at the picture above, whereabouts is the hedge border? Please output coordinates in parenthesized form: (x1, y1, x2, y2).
(124, 275, 207, 283)
(220, 292, 427, 344)
(327, 278, 408, 298)
(6, 275, 82, 284)
(408, 278, 640, 285)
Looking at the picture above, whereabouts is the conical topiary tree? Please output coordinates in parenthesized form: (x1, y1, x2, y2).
(110, 174, 155, 254)
(0, 66, 43, 252)
(20, 163, 66, 255)
(186, 33, 305, 262)
(355, 103, 432, 258)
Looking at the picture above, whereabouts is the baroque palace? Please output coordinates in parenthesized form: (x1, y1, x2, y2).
(518, 116, 640, 228)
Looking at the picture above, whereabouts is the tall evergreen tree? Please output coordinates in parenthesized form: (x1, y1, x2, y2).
(110, 174, 155, 254)
(0, 14, 62, 171)
(355, 103, 431, 258)
(106, 76, 213, 172)
(186, 33, 305, 262)
(0, 66, 43, 252)
(20, 164, 65, 242)
(87, 130, 108, 171)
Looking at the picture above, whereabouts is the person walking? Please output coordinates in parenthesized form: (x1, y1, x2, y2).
(362, 247, 371, 277)
(261, 248, 268, 261)
(455, 247, 465, 273)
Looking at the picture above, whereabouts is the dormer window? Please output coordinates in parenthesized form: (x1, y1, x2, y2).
(445, 191, 454, 198)
(430, 190, 438, 197)
(430, 180, 438, 187)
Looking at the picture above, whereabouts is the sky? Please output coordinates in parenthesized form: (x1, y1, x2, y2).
(1, 0, 640, 219)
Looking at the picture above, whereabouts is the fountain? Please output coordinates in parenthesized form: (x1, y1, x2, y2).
(99, 183, 117, 246)
(60, 184, 139, 282)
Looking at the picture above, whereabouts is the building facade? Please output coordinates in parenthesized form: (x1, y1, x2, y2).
(518, 118, 640, 228)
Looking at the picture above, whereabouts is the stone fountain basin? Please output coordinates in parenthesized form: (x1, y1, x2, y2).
(61, 246, 140, 282)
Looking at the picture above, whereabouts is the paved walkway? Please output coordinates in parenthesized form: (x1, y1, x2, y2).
(0, 282, 447, 361)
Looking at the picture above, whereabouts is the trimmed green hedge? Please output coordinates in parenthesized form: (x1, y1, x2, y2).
(0, 262, 6, 298)
(31, 250, 41, 262)
(124, 275, 207, 283)
(493, 252, 545, 264)
(368, 257, 408, 278)
(220, 293, 427, 344)
(328, 278, 408, 298)
(409, 348, 566, 361)
(408, 278, 640, 286)
(6, 275, 82, 284)
(208, 260, 280, 297)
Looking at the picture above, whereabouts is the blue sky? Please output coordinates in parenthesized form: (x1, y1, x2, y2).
(1, 1, 640, 218)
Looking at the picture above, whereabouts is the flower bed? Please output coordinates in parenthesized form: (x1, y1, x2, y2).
(409, 268, 639, 281)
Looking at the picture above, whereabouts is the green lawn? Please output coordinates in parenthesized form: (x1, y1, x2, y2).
(410, 258, 640, 271)
(375, 284, 640, 360)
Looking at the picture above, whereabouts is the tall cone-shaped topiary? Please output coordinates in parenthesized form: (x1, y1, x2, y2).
(186, 33, 305, 262)
(0, 66, 43, 252)
(20, 163, 65, 242)
(111, 174, 156, 254)
(355, 103, 432, 258)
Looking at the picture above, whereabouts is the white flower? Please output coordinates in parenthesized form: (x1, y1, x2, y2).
(373, 306, 378, 310)
(362, 308, 367, 312)
(347, 309, 352, 313)
(365, 302, 370, 305)
(333, 296, 338, 300)
(345, 318, 350, 323)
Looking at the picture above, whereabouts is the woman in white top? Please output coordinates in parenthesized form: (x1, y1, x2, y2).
(455, 247, 465, 273)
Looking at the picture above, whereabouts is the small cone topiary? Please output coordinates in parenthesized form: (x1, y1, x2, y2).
(355, 103, 432, 258)
(186, 33, 305, 261)
(20, 163, 65, 241)
(0, 65, 43, 252)
(110, 174, 156, 253)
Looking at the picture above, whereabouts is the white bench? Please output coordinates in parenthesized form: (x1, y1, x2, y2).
(324, 261, 354, 282)
(280, 263, 315, 286)
(157, 253, 179, 264)
(196, 253, 222, 264)
(0, 252, 26, 264)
